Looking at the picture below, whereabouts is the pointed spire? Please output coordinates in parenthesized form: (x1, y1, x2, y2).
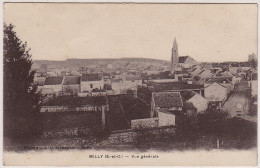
(173, 37, 177, 46)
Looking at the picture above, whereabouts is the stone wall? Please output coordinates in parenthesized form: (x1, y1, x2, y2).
(92, 92, 107, 97)
(78, 91, 114, 97)
(41, 111, 103, 138)
(43, 127, 93, 138)
(131, 118, 159, 129)
(78, 92, 92, 97)
(40, 105, 109, 113)
(104, 126, 176, 144)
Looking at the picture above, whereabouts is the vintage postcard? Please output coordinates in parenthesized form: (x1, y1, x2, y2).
(2, 2, 258, 166)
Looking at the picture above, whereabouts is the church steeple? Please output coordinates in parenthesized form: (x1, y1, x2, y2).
(173, 37, 177, 46)
(171, 37, 179, 72)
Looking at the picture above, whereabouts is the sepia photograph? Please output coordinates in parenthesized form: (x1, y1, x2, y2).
(2, 2, 258, 166)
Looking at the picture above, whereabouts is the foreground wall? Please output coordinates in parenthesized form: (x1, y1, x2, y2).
(103, 126, 176, 144)
(41, 111, 103, 138)
(131, 118, 159, 129)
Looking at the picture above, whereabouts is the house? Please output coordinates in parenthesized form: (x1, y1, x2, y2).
(204, 82, 228, 103)
(38, 88, 54, 95)
(198, 69, 214, 79)
(190, 67, 203, 76)
(70, 69, 80, 76)
(47, 71, 58, 77)
(178, 56, 197, 68)
(142, 72, 176, 83)
(186, 93, 208, 113)
(213, 70, 234, 78)
(229, 66, 243, 75)
(43, 76, 64, 93)
(124, 74, 142, 86)
(180, 91, 208, 114)
(34, 75, 46, 93)
(105, 94, 154, 131)
(174, 70, 189, 82)
(80, 73, 104, 92)
(103, 72, 112, 84)
(251, 72, 257, 97)
(111, 75, 142, 94)
(205, 77, 234, 95)
(34, 76, 46, 86)
(111, 78, 124, 94)
(104, 76, 112, 85)
(107, 64, 113, 69)
(209, 67, 222, 74)
(62, 76, 81, 94)
(182, 75, 192, 82)
(222, 71, 235, 78)
(150, 82, 205, 96)
(151, 92, 183, 127)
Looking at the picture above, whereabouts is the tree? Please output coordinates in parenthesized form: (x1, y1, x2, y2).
(175, 114, 199, 141)
(126, 89, 134, 95)
(248, 53, 257, 69)
(137, 86, 152, 105)
(197, 109, 229, 136)
(103, 83, 112, 90)
(4, 24, 41, 139)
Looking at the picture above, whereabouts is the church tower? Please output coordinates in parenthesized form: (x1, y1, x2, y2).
(171, 37, 179, 72)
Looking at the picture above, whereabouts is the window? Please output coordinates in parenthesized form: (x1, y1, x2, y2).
(90, 84, 93, 88)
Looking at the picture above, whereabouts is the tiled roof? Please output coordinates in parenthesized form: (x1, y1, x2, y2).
(205, 77, 232, 84)
(199, 69, 212, 75)
(81, 73, 102, 82)
(151, 82, 204, 92)
(153, 92, 183, 109)
(44, 76, 63, 85)
(62, 76, 80, 85)
(180, 91, 196, 101)
(191, 68, 198, 73)
(198, 69, 205, 74)
(222, 71, 235, 77)
(205, 82, 226, 89)
(179, 56, 189, 63)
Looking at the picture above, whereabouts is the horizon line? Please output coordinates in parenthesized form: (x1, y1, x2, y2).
(32, 57, 249, 63)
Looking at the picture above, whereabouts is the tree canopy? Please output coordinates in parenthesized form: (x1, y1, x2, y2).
(4, 24, 40, 139)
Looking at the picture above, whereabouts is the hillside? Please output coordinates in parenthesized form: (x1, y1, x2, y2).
(32, 58, 170, 70)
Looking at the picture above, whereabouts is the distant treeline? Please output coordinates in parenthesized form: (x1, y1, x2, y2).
(32, 58, 170, 69)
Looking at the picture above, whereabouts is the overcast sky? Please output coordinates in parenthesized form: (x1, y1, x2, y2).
(4, 3, 257, 62)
